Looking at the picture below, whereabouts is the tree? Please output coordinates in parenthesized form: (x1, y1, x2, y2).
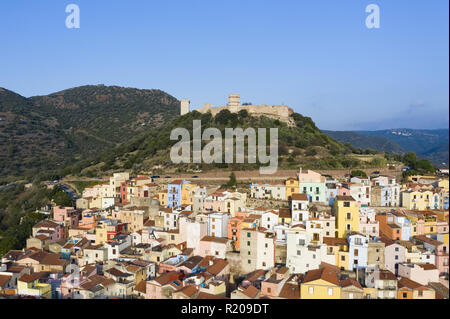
(215, 109, 232, 125)
(238, 109, 248, 118)
(415, 160, 435, 173)
(225, 172, 237, 188)
(0, 236, 20, 255)
(403, 152, 418, 167)
(351, 170, 368, 178)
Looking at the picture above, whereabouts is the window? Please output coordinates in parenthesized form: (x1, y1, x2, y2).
(297, 250, 301, 256)
(262, 262, 266, 267)
(309, 287, 314, 294)
(247, 232, 251, 238)
(247, 241, 250, 246)
(328, 288, 333, 296)
(349, 293, 354, 299)
(402, 293, 407, 298)
(267, 287, 272, 293)
(248, 260, 251, 264)
(346, 213, 351, 220)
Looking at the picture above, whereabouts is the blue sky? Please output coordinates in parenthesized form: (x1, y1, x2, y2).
(0, 0, 448, 130)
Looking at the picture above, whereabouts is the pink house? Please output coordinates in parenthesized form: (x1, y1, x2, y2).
(415, 236, 449, 277)
(397, 263, 439, 285)
(359, 208, 379, 238)
(338, 186, 350, 197)
(415, 219, 425, 236)
(146, 271, 181, 299)
(204, 199, 226, 213)
(32, 220, 65, 243)
(53, 206, 79, 228)
(199, 236, 230, 259)
(437, 221, 449, 234)
(260, 274, 284, 298)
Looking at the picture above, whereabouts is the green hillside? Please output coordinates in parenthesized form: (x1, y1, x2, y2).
(70, 109, 390, 176)
(0, 85, 180, 183)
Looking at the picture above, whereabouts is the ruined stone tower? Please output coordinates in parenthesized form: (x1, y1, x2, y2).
(227, 94, 241, 113)
(180, 99, 190, 116)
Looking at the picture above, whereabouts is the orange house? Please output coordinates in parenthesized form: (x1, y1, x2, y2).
(228, 216, 244, 250)
(376, 213, 402, 241)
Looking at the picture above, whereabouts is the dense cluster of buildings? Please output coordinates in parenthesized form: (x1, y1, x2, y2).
(1, 170, 448, 299)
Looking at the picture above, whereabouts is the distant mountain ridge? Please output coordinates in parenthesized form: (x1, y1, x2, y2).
(324, 128, 449, 167)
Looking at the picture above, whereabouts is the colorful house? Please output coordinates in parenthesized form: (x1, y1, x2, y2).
(397, 277, 435, 299)
(297, 169, 326, 203)
(285, 177, 299, 201)
(17, 272, 52, 299)
(168, 180, 190, 208)
(334, 196, 359, 238)
(300, 267, 341, 299)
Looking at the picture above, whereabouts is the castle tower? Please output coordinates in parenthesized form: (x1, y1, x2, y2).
(180, 99, 190, 116)
(227, 94, 240, 113)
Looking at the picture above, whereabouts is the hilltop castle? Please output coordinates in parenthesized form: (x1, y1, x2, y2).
(180, 94, 294, 125)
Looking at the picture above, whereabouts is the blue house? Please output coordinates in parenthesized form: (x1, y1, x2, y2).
(167, 180, 189, 208)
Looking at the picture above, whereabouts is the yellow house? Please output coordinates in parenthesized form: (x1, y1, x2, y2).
(285, 178, 299, 201)
(437, 179, 449, 192)
(278, 208, 292, 226)
(300, 267, 341, 299)
(201, 281, 227, 297)
(17, 273, 52, 299)
(443, 233, 449, 245)
(334, 196, 359, 238)
(181, 183, 198, 206)
(363, 287, 377, 299)
(423, 214, 438, 235)
(95, 224, 108, 245)
(408, 217, 420, 237)
(323, 237, 349, 271)
(159, 190, 168, 207)
(401, 190, 434, 211)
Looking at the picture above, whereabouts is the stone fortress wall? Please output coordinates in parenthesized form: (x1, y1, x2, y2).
(180, 94, 294, 125)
